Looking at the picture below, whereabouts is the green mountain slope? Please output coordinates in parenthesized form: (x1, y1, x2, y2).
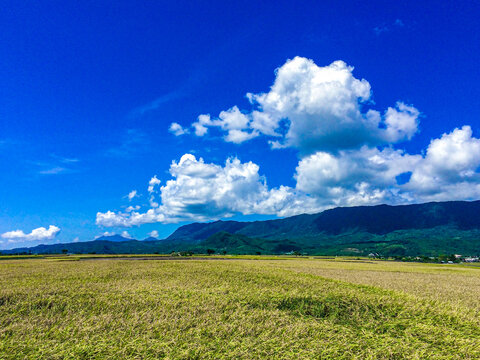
(4, 201, 480, 256)
(167, 201, 480, 241)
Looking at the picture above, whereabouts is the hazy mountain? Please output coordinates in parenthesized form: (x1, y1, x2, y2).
(2, 240, 159, 255)
(95, 234, 133, 242)
(143, 236, 160, 242)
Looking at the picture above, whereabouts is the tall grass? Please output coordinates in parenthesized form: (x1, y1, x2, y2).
(0, 258, 479, 359)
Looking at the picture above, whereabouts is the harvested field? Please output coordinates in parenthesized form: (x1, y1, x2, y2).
(1, 257, 479, 359)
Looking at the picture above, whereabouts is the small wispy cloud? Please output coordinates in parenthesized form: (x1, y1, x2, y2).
(125, 205, 140, 212)
(169, 122, 189, 136)
(106, 129, 149, 158)
(127, 190, 138, 201)
(148, 230, 159, 238)
(38, 166, 70, 175)
(51, 155, 80, 164)
(374, 18, 405, 36)
(373, 25, 389, 36)
(35, 154, 80, 175)
(121, 231, 133, 239)
(130, 91, 183, 118)
(95, 231, 114, 239)
(0, 138, 20, 152)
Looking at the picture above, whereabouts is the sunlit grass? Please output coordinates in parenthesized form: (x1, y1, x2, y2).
(1, 258, 479, 359)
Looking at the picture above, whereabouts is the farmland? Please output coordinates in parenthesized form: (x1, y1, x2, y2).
(1, 257, 480, 359)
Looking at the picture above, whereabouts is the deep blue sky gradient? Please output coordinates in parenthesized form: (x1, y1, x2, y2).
(1, 0, 479, 247)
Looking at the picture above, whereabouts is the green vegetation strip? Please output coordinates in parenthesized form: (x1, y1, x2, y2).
(0, 259, 479, 359)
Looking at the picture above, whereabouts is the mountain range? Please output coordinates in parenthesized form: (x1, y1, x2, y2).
(4, 200, 480, 256)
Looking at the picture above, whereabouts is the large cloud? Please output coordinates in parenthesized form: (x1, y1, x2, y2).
(295, 147, 421, 206)
(294, 126, 480, 206)
(1, 225, 61, 243)
(96, 154, 316, 227)
(182, 57, 419, 153)
(102, 57, 480, 227)
(407, 126, 480, 200)
(98, 126, 480, 227)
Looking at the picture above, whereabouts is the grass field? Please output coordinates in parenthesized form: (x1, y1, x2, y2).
(1, 257, 480, 359)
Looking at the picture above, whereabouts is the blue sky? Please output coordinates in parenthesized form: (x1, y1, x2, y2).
(1, 1, 480, 249)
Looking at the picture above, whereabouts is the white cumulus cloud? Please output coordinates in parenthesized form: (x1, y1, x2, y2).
(191, 107, 259, 144)
(127, 190, 138, 201)
(180, 57, 419, 153)
(100, 57, 480, 228)
(148, 230, 159, 238)
(295, 146, 421, 206)
(96, 125, 480, 228)
(192, 114, 213, 136)
(148, 175, 161, 193)
(96, 154, 315, 227)
(125, 205, 140, 212)
(1, 225, 61, 243)
(293, 126, 480, 206)
(121, 231, 133, 239)
(169, 122, 189, 136)
(383, 102, 420, 142)
(407, 126, 480, 200)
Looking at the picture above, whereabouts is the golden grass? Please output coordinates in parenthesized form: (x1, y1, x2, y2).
(1, 258, 479, 359)
(279, 259, 480, 315)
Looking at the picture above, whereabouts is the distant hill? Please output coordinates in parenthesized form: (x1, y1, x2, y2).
(1, 240, 166, 255)
(166, 220, 247, 243)
(4, 201, 480, 256)
(94, 234, 133, 242)
(143, 236, 159, 242)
